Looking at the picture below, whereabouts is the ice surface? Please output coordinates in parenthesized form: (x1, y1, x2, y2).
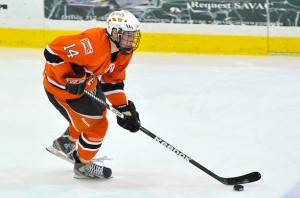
(0, 48, 300, 198)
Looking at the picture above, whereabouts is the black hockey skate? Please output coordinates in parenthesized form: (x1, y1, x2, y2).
(73, 152, 112, 179)
(46, 129, 76, 164)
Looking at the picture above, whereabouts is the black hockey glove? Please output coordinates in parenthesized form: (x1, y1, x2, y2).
(64, 64, 87, 95)
(116, 100, 141, 133)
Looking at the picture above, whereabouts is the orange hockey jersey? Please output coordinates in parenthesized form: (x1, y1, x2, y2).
(43, 27, 133, 106)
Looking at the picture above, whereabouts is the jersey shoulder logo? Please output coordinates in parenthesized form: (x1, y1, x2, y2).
(80, 38, 93, 54)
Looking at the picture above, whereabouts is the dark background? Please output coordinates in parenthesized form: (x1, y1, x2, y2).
(44, 0, 300, 26)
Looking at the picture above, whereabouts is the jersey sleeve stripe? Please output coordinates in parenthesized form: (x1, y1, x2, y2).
(103, 89, 124, 96)
(46, 75, 66, 89)
(45, 45, 57, 54)
(44, 45, 64, 65)
(100, 81, 124, 92)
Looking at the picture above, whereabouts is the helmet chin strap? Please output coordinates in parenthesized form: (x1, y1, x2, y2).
(106, 30, 132, 55)
(118, 47, 132, 55)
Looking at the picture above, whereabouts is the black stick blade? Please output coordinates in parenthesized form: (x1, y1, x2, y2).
(223, 171, 261, 185)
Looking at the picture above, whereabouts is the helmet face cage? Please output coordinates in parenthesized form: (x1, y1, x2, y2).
(117, 28, 141, 54)
(106, 10, 141, 54)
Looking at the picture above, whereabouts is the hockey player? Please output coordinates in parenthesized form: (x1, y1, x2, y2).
(43, 10, 141, 179)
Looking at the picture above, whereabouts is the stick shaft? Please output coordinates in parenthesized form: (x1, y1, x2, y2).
(84, 89, 261, 185)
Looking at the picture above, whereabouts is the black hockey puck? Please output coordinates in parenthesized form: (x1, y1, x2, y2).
(233, 184, 244, 191)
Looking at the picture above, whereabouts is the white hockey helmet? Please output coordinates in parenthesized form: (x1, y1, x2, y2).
(106, 10, 141, 54)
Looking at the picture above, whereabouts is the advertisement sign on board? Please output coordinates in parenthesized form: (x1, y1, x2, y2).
(43, 0, 300, 26)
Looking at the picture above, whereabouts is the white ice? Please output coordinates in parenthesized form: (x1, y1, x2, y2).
(0, 48, 300, 198)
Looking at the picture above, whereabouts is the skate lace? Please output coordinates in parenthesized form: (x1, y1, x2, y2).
(86, 163, 104, 176)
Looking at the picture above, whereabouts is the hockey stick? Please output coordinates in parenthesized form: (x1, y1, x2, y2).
(84, 90, 261, 185)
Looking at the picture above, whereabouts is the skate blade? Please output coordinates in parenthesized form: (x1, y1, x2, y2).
(46, 146, 75, 164)
(73, 175, 113, 179)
